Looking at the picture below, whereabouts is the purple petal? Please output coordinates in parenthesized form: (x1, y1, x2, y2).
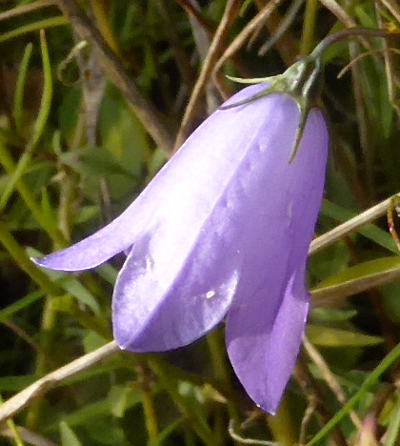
(225, 106, 328, 413)
(33, 84, 270, 272)
(113, 89, 327, 355)
(113, 84, 277, 351)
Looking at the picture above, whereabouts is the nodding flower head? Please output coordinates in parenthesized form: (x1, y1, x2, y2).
(35, 81, 328, 414)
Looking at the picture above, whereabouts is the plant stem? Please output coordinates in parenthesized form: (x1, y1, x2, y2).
(149, 358, 216, 446)
(0, 138, 66, 247)
(0, 222, 61, 296)
(306, 341, 400, 446)
(300, 0, 318, 55)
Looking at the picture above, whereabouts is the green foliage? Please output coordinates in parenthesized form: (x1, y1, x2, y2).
(0, 1, 400, 445)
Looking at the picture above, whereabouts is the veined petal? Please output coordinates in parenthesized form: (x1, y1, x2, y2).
(113, 84, 278, 351)
(33, 84, 270, 272)
(227, 268, 309, 414)
(225, 106, 328, 413)
(112, 90, 327, 354)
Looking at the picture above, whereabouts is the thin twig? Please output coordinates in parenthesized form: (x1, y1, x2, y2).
(376, 3, 400, 119)
(254, 0, 298, 65)
(0, 0, 56, 22)
(257, 0, 305, 56)
(318, 0, 400, 93)
(318, 0, 360, 28)
(293, 359, 348, 446)
(174, 0, 213, 35)
(1, 321, 52, 365)
(309, 195, 395, 255)
(0, 425, 59, 446)
(174, 0, 241, 149)
(56, 0, 174, 154)
(337, 47, 400, 79)
(213, 0, 284, 84)
(228, 420, 280, 446)
(0, 341, 119, 423)
(302, 337, 362, 429)
(378, 0, 400, 23)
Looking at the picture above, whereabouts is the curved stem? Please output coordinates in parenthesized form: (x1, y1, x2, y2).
(311, 27, 397, 60)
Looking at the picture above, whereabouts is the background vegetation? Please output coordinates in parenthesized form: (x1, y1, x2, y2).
(1, 0, 400, 445)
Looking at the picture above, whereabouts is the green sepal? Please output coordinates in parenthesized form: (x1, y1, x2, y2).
(221, 55, 324, 162)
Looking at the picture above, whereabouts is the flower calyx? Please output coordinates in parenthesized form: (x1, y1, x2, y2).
(222, 54, 324, 162)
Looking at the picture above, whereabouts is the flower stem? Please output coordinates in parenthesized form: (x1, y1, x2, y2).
(266, 396, 296, 446)
(148, 358, 216, 446)
(207, 329, 240, 423)
(311, 27, 397, 60)
(137, 363, 159, 442)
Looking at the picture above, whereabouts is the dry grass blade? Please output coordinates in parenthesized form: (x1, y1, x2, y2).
(0, 0, 56, 22)
(213, 0, 284, 81)
(0, 341, 119, 423)
(311, 263, 400, 304)
(302, 337, 362, 429)
(309, 195, 396, 255)
(174, 0, 242, 149)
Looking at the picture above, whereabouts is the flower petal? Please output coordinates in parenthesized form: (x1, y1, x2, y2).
(225, 106, 328, 413)
(33, 84, 270, 272)
(226, 268, 309, 414)
(113, 91, 327, 354)
(113, 84, 277, 351)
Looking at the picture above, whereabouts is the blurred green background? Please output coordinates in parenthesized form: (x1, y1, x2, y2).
(0, 0, 400, 445)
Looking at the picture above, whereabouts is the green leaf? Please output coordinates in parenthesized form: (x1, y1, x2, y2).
(309, 307, 357, 322)
(59, 421, 83, 446)
(306, 325, 383, 347)
(312, 257, 400, 303)
(59, 147, 135, 179)
(27, 247, 101, 314)
(108, 385, 142, 418)
(0, 289, 45, 322)
(0, 375, 35, 392)
(98, 85, 149, 177)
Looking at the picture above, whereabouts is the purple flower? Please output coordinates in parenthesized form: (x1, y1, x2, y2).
(35, 83, 328, 414)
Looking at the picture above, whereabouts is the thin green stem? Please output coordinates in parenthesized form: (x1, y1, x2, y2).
(207, 329, 240, 423)
(13, 43, 33, 134)
(0, 16, 67, 43)
(0, 30, 53, 213)
(300, 0, 318, 55)
(311, 27, 396, 60)
(137, 364, 159, 442)
(306, 341, 400, 446)
(266, 397, 296, 446)
(0, 221, 61, 296)
(148, 359, 216, 446)
(0, 138, 65, 247)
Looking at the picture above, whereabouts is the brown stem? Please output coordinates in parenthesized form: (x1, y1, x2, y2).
(293, 357, 348, 446)
(174, 0, 242, 149)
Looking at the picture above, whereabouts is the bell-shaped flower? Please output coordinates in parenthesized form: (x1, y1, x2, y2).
(35, 82, 328, 414)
